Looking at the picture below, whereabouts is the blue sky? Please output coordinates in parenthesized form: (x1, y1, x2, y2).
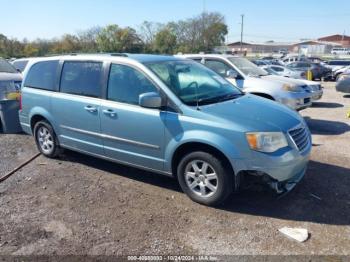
(1, 0, 349, 43)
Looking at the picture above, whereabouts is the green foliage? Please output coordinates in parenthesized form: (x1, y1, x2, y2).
(96, 24, 142, 53)
(0, 12, 228, 58)
(154, 29, 177, 54)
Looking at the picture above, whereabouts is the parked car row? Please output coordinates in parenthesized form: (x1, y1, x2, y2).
(179, 54, 323, 110)
(252, 56, 332, 81)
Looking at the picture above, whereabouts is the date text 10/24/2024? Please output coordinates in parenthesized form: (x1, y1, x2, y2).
(127, 255, 218, 261)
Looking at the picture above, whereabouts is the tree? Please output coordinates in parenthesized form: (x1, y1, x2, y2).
(52, 34, 81, 54)
(138, 21, 163, 52)
(154, 29, 177, 54)
(23, 44, 39, 57)
(78, 27, 101, 52)
(96, 24, 142, 53)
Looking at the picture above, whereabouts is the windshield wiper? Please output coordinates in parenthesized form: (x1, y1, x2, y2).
(197, 93, 244, 105)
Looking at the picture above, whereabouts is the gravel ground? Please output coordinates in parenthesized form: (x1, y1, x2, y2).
(0, 82, 349, 257)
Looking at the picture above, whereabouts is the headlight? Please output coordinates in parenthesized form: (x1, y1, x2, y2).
(246, 132, 288, 153)
(282, 84, 302, 92)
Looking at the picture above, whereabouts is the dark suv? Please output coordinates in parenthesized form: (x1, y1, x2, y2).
(287, 62, 331, 80)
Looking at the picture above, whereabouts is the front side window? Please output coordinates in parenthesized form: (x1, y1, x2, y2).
(107, 64, 159, 105)
(24, 60, 58, 90)
(205, 60, 233, 78)
(60, 61, 102, 98)
(146, 60, 243, 106)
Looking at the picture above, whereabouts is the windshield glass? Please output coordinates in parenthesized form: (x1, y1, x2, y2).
(228, 57, 268, 77)
(0, 59, 18, 74)
(146, 60, 243, 106)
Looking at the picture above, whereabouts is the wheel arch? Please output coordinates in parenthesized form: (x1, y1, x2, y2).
(171, 142, 235, 180)
(29, 107, 56, 133)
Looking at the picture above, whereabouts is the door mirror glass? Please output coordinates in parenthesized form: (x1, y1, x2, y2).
(226, 69, 238, 79)
(139, 92, 162, 109)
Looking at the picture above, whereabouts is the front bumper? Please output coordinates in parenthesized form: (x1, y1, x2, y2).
(237, 130, 311, 194)
(279, 97, 312, 111)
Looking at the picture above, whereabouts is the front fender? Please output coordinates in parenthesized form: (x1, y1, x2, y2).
(164, 130, 247, 174)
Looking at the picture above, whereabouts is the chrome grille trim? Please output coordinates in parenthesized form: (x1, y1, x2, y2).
(288, 124, 310, 152)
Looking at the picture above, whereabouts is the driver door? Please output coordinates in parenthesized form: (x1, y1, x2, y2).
(100, 63, 166, 171)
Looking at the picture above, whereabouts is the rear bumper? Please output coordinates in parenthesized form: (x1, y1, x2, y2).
(19, 112, 32, 135)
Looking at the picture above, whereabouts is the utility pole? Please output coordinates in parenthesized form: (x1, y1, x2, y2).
(203, 0, 206, 13)
(240, 14, 244, 52)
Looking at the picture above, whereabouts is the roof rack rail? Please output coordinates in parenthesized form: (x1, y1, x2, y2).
(110, 53, 128, 57)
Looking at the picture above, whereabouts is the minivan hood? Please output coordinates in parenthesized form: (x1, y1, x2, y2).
(0, 72, 22, 82)
(199, 94, 303, 132)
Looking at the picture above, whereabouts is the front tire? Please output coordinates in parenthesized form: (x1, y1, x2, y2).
(34, 120, 61, 158)
(177, 151, 233, 206)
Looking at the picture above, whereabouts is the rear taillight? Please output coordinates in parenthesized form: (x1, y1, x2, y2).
(19, 94, 22, 111)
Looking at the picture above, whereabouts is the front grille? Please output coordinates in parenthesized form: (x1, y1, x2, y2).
(289, 126, 310, 152)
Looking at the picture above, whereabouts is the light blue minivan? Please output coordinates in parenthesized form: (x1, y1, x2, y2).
(19, 54, 311, 206)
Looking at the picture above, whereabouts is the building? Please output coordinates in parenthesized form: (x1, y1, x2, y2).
(223, 35, 348, 55)
(318, 34, 350, 47)
(291, 40, 341, 55)
(225, 41, 292, 54)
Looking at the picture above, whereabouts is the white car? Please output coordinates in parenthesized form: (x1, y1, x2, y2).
(331, 48, 350, 55)
(261, 65, 306, 79)
(178, 54, 313, 110)
(326, 60, 350, 73)
(333, 66, 350, 81)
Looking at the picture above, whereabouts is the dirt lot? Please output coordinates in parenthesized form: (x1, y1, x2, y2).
(0, 82, 349, 257)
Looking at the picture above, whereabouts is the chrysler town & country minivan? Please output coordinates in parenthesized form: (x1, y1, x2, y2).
(20, 54, 311, 206)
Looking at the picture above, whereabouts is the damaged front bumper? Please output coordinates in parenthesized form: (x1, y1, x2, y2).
(265, 167, 306, 195)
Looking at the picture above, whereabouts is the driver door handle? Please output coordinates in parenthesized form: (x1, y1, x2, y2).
(103, 109, 116, 117)
(84, 105, 97, 113)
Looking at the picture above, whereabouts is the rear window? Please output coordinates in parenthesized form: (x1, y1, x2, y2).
(24, 60, 59, 90)
(60, 61, 103, 98)
(0, 59, 18, 74)
(13, 60, 29, 72)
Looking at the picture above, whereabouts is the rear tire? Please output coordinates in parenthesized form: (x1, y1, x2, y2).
(177, 151, 233, 206)
(34, 120, 61, 158)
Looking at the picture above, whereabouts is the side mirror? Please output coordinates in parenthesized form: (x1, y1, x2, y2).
(139, 92, 162, 109)
(226, 70, 238, 79)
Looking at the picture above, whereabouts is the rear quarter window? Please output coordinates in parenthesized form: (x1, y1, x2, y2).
(24, 61, 59, 90)
(60, 61, 103, 98)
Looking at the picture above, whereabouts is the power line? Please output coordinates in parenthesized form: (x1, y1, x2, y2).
(240, 14, 244, 50)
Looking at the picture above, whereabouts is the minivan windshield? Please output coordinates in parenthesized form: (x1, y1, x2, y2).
(228, 57, 268, 77)
(0, 59, 18, 74)
(146, 60, 243, 106)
